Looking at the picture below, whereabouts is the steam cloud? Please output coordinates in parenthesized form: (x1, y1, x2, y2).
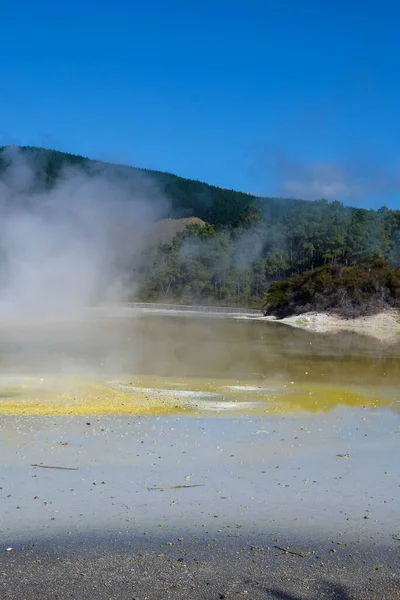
(277, 159, 400, 203)
(252, 147, 400, 203)
(0, 147, 168, 321)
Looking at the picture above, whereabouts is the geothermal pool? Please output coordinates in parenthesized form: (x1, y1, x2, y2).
(0, 312, 399, 414)
(0, 313, 399, 599)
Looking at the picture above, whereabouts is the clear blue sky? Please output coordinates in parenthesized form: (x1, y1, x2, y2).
(1, 0, 400, 208)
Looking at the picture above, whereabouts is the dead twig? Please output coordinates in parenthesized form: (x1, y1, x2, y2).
(31, 464, 78, 471)
(147, 484, 204, 491)
(274, 545, 308, 557)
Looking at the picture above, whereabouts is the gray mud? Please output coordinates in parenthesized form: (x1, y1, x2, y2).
(1, 531, 399, 599)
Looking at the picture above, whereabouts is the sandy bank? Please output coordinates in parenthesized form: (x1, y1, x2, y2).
(256, 310, 400, 342)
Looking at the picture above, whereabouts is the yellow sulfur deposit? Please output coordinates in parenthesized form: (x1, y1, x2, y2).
(0, 375, 387, 416)
(0, 381, 194, 416)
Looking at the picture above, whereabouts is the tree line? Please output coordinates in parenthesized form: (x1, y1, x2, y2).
(136, 201, 400, 310)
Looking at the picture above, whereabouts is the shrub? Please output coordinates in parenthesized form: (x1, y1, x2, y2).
(264, 261, 400, 319)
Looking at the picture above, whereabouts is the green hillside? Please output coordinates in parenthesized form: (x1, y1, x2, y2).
(1, 146, 400, 311)
(0, 145, 267, 228)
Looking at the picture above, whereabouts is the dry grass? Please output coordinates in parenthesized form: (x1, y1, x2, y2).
(151, 217, 207, 244)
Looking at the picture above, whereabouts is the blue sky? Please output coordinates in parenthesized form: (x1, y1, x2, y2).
(1, 0, 400, 208)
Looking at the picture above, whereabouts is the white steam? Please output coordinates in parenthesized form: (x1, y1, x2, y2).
(0, 147, 168, 320)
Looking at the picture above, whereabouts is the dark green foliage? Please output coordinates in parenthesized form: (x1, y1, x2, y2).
(262, 281, 289, 313)
(0, 146, 89, 188)
(0, 146, 258, 228)
(264, 260, 400, 318)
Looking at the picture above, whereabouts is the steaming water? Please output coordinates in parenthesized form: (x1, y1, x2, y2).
(0, 312, 399, 414)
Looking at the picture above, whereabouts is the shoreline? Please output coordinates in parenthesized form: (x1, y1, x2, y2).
(95, 304, 400, 343)
(266, 309, 400, 343)
(2, 303, 399, 343)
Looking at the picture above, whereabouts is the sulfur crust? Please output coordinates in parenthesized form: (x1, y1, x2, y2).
(0, 378, 386, 416)
(0, 383, 193, 416)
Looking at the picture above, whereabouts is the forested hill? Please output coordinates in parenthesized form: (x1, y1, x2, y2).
(0, 145, 268, 228)
(1, 146, 400, 309)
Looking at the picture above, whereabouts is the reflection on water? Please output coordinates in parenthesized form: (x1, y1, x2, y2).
(0, 313, 399, 414)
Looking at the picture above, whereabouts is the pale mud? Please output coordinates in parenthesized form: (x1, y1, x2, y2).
(1, 409, 399, 547)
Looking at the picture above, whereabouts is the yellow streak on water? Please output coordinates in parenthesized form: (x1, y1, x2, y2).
(0, 376, 386, 416)
(0, 385, 192, 416)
